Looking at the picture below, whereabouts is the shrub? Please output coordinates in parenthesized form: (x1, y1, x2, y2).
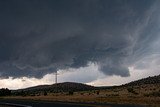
(127, 87, 134, 93)
(80, 93, 84, 95)
(44, 91, 47, 96)
(144, 94, 149, 97)
(144, 91, 160, 97)
(127, 87, 138, 95)
(0, 88, 11, 96)
(96, 90, 100, 95)
(68, 91, 74, 95)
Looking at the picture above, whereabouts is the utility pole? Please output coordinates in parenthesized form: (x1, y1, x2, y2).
(54, 71, 59, 93)
(55, 71, 58, 84)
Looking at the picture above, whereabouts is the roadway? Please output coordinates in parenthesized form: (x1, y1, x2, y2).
(0, 99, 147, 107)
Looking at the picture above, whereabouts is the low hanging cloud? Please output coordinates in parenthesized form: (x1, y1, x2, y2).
(0, 0, 160, 78)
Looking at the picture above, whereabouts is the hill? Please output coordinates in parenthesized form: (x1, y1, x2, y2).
(14, 82, 95, 95)
(13, 74, 160, 94)
(123, 74, 160, 86)
(6, 74, 160, 106)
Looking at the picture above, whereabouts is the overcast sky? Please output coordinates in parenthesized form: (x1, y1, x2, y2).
(0, 0, 160, 89)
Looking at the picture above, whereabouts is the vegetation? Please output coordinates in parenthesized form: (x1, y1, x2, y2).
(68, 91, 74, 95)
(96, 90, 100, 95)
(144, 91, 160, 97)
(43, 91, 47, 96)
(0, 88, 11, 96)
(14, 82, 95, 95)
(127, 87, 138, 95)
(124, 75, 160, 86)
(1, 75, 160, 107)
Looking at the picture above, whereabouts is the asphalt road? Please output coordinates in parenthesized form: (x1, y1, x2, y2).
(0, 99, 147, 107)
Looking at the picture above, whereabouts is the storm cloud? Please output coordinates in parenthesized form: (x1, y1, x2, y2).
(0, 0, 160, 78)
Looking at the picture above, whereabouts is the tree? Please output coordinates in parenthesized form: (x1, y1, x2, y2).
(68, 91, 74, 95)
(44, 91, 47, 96)
(0, 88, 11, 96)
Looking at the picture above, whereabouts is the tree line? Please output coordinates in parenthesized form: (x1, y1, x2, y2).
(0, 88, 11, 96)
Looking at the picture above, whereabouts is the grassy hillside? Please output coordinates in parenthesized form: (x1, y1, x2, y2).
(124, 75, 160, 86)
(25, 82, 94, 91)
(5, 74, 160, 107)
(12, 82, 95, 96)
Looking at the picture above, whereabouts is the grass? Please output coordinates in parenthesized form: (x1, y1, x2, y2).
(2, 84, 160, 107)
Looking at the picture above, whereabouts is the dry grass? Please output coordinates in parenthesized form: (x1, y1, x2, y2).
(3, 84, 160, 107)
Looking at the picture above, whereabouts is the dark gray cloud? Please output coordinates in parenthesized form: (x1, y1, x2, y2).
(0, 0, 160, 78)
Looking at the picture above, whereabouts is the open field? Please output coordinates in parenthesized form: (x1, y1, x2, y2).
(2, 83, 160, 107)
(1, 75, 160, 107)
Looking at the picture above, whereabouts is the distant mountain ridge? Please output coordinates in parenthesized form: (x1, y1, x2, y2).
(17, 82, 95, 93)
